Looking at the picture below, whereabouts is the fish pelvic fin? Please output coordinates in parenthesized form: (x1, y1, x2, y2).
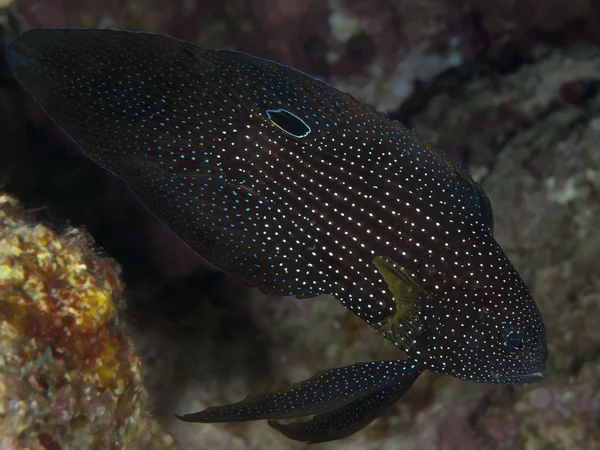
(268, 360, 422, 443)
(176, 360, 420, 424)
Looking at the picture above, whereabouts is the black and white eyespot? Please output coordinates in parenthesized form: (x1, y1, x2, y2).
(266, 109, 311, 138)
(504, 329, 524, 352)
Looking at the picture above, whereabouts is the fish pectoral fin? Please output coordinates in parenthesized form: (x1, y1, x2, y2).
(268, 362, 421, 443)
(176, 360, 419, 423)
(373, 256, 426, 350)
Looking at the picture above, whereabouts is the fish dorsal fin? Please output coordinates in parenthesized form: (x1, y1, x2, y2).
(372, 256, 426, 351)
(438, 150, 495, 235)
(397, 124, 495, 235)
(475, 181, 494, 234)
(443, 148, 495, 235)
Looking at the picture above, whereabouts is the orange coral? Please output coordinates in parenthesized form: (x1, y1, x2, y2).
(0, 193, 176, 449)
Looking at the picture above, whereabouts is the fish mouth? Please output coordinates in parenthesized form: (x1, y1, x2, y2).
(492, 363, 546, 384)
(506, 364, 546, 384)
(509, 372, 544, 384)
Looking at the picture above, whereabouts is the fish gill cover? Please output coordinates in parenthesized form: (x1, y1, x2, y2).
(6, 28, 547, 443)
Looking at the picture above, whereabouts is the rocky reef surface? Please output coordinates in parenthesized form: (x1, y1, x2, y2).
(0, 194, 176, 449)
(1, 0, 599, 449)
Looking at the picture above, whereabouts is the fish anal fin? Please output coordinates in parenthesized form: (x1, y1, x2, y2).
(117, 154, 320, 297)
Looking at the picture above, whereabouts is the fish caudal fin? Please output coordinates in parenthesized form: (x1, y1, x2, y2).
(268, 367, 420, 443)
(176, 360, 421, 424)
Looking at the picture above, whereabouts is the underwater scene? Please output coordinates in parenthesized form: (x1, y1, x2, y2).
(0, 0, 598, 449)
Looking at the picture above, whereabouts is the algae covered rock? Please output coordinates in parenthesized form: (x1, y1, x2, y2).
(0, 194, 176, 449)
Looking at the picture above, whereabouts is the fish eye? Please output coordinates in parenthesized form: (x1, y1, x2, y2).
(504, 330, 524, 352)
(266, 109, 311, 138)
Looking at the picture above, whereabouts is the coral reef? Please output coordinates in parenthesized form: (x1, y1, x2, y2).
(0, 194, 176, 449)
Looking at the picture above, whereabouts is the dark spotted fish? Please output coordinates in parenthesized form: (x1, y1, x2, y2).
(6, 28, 548, 443)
